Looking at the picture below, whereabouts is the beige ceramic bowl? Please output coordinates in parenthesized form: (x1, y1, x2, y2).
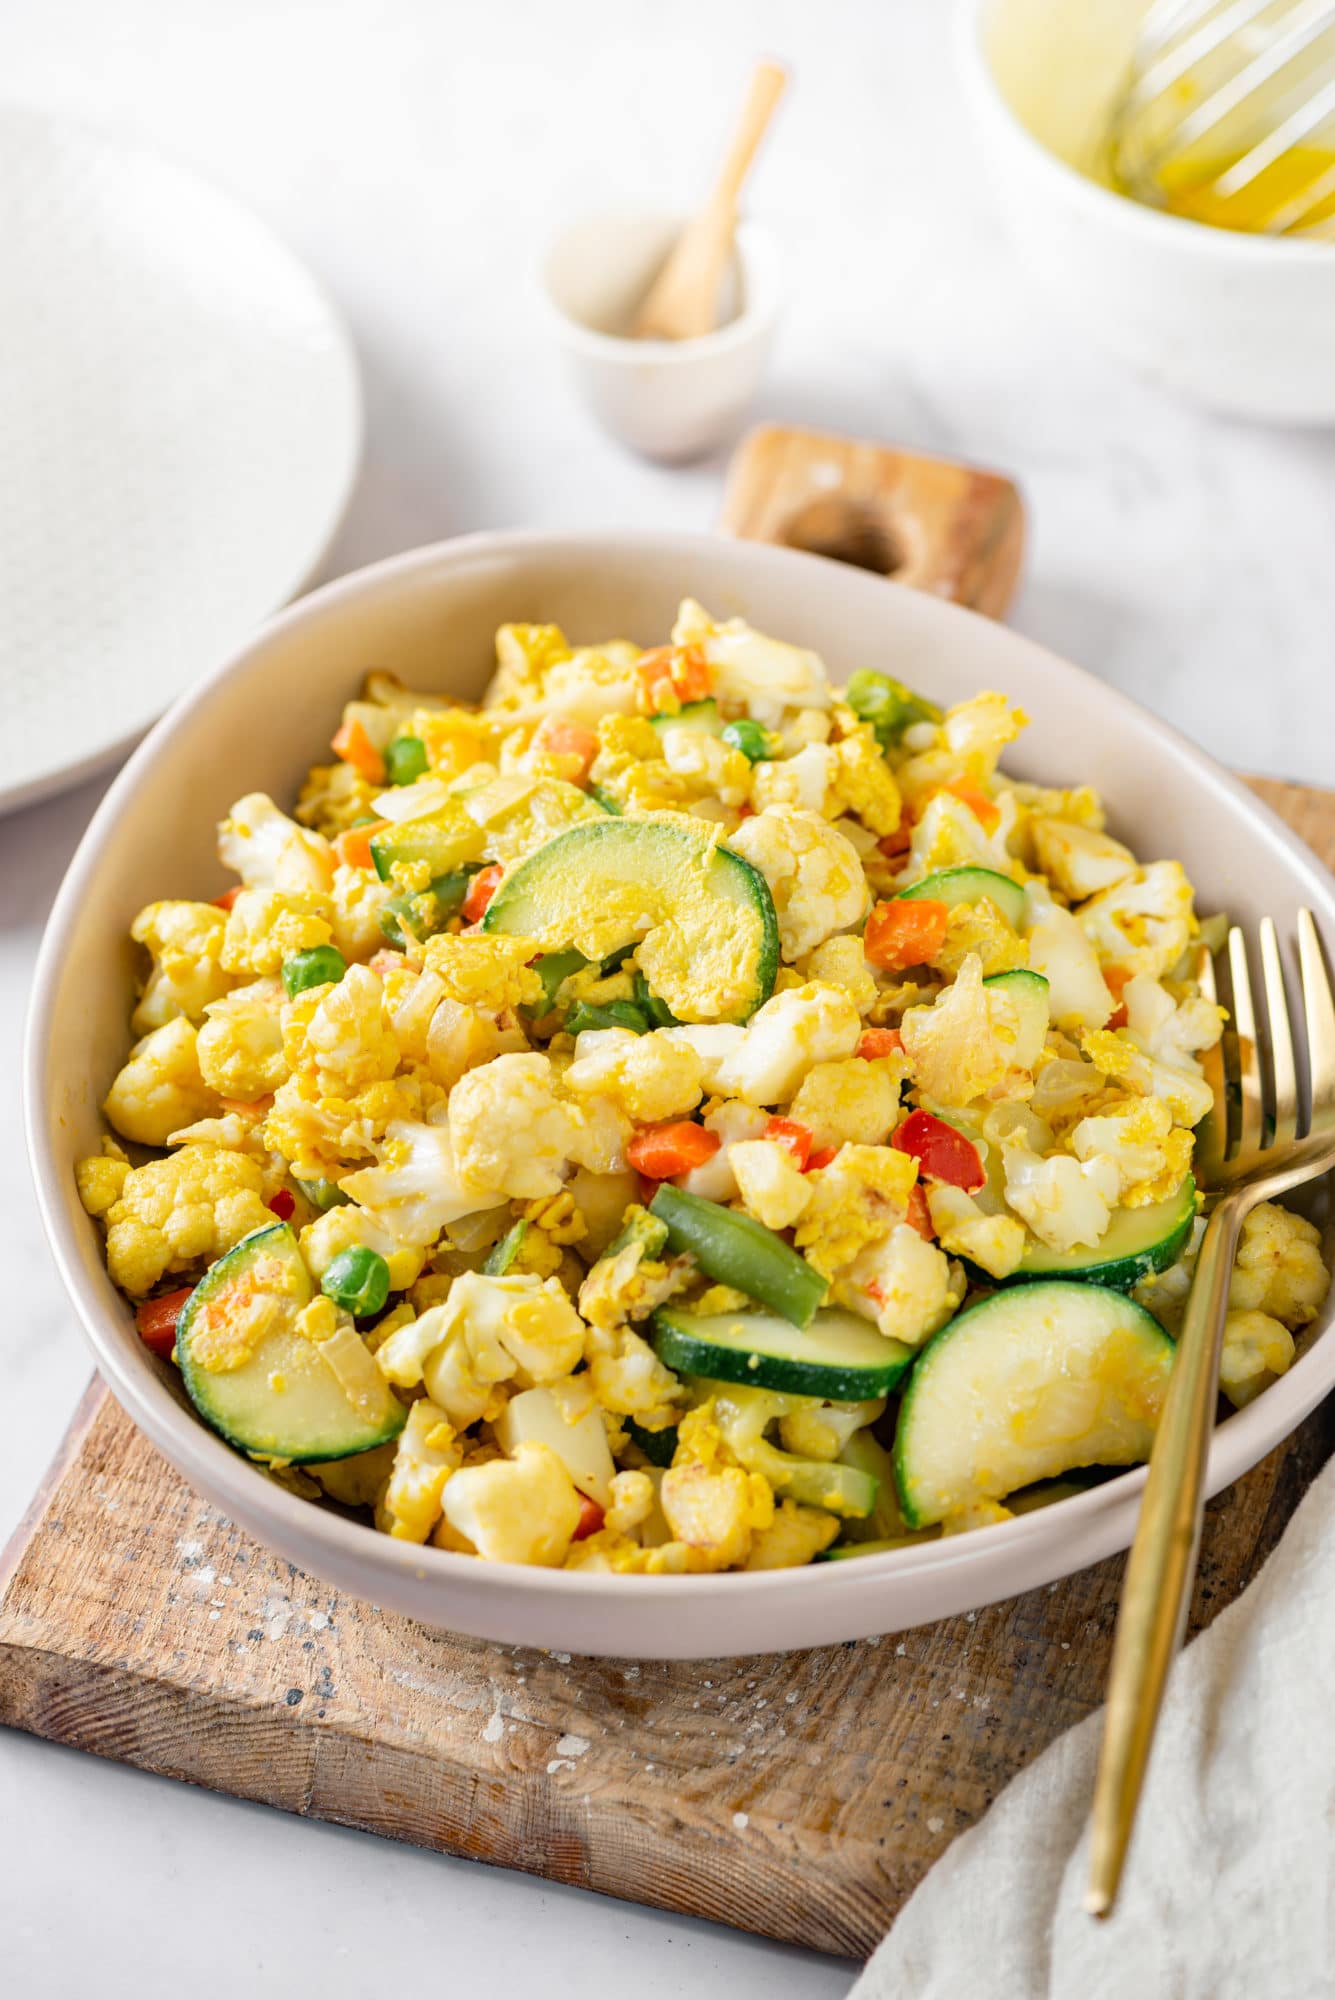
(26, 531, 1335, 1658)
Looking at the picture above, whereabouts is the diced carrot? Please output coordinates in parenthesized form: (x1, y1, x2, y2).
(462, 864, 504, 924)
(267, 1189, 296, 1221)
(635, 644, 712, 714)
(213, 886, 242, 912)
(944, 779, 1000, 833)
(219, 1094, 274, 1118)
(135, 1286, 195, 1359)
(863, 898, 950, 970)
(628, 1120, 721, 1179)
(331, 717, 387, 785)
(535, 719, 599, 781)
(904, 1182, 936, 1241)
(857, 1027, 903, 1060)
(368, 949, 404, 977)
(876, 822, 913, 860)
(1104, 963, 1133, 1030)
(333, 819, 390, 870)
(572, 1494, 605, 1541)
(806, 1147, 838, 1172)
(763, 1116, 813, 1172)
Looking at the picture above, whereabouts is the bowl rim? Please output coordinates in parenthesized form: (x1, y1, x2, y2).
(955, 0, 1335, 266)
(538, 210, 782, 365)
(25, 526, 1335, 1625)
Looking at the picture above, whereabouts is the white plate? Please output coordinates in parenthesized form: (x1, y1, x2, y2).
(25, 531, 1335, 1659)
(0, 105, 361, 813)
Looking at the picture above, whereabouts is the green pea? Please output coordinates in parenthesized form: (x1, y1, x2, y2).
(720, 718, 772, 763)
(566, 999, 650, 1036)
(320, 1246, 390, 1318)
(385, 735, 429, 786)
(295, 1177, 351, 1212)
(281, 945, 348, 998)
(844, 669, 942, 749)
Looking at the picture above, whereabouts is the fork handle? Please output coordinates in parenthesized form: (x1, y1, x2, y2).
(1086, 1196, 1246, 1916)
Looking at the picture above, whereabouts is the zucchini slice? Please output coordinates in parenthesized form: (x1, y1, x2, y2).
(176, 1223, 406, 1463)
(1011, 1175, 1198, 1290)
(370, 805, 483, 883)
(650, 699, 723, 739)
(893, 1281, 1173, 1528)
(898, 865, 1026, 930)
(651, 1305, 914, 1401)
(483, 816, 779, 1024)
(983, 967, 1050, 1069)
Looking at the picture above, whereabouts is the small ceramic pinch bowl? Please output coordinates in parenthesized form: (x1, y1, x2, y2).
(541, 210, 782, 460)
(27, 530, 1335, 1658)
(958, 0, 1335, 422)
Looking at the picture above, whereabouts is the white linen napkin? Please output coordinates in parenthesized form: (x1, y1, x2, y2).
(851, 1454, 1335, 2000)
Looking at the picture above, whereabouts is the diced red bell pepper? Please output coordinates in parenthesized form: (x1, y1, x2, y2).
(903, 1182, 936, 1240)
(628, 1120, 721, 1179)
(135, 1286, 195, 1358)
(891, 1109, 986, 1193)
(213, 886, 242, 912)
(763, 1116, 813, 1172)
(864, 899, 950, 970)
(267, 1189, 296, 1221)
(462, 864, 504, 924)
(572, 1494, 605, 1541)
(806, 1146, 839, 1172)
(876, 822, 913, 860)
(857, 1027, 903, 1060)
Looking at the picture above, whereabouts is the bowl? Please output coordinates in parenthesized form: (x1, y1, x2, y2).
(26, 529, 1335, 1658)
(540, 211, 782, 461)
(957, 0, 1335, 424)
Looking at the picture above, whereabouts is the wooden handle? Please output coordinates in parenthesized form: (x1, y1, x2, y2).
(633, 61, 788, 341)
(720, 423, 1026, 619)
(1085, 1198, 1244, 1916)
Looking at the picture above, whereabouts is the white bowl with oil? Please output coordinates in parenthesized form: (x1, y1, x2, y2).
(958, 0, 1335, 423)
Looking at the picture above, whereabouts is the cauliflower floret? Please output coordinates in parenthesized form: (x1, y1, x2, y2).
(1001, 1133, 1120, 1253)
(1080, 1028, 1215, 1131)
(837, 1224, 964, 1346)
(341, 1117, 507, 1245)
(728, 808, 868, 960)
(221, 888, 334, 977)
(795, 1143, 917, 1277)
(437, 1441, 582, 1565)
(750, 744, 838, 817)
(789, 1058, 901, 1150)
(98, 1145, 272, 1295)
(777, 1398, 885, 1462)
(565, 1028, 704, 1124)
(1069, 1095, 1192, 1206)
(376, 1399, 460, 1543)
(659, 1025, 746, 1096)
(1029, 819, 1137, 902)
(907, 790, 1015, 880)
(324, 863, 397, 963)
(1219, 1310, 1296, 1410)
(585, 1322, 684, 1425)
(659, 1458, 771, 1569)
(729, 1138, 813, 1231)
(1230, 1202, 1329, 1328)
(285, 964, 399, 1091)
(829, 725, 903, 838)
(714, 983, 862, 1107)
(656, 727, 752, 809)
(933, 897, 1028, 980)
(898, 953, 1018, 1107)
(926, 1184, 1026, 1279)
(296, 758, 379, 838)
(75, 1151, 131, 1218)
(219, 791, 334, 893)
(1025, 896, 1115, 1031)
(744, 1500, 841, 1569)
(674, 1097, 769, 1200)
(419, 931, 543, 1012)
(942, 691, 1026, 774)
(196, 979, 287, 1101)
(450, 1052, 599, 1199)
(605, 1468, 657, 1537)
(1122, 974, 1223, 1067)
(300, 1203, 426, 1292)
(103, 1017, 220, 1147)
(377, 1271, 585, 1432)
(1079, 861, 1196, 979)
(675, 601, 831, 728)
(801, 935, 879, 1015)
(130, 901, 233, 1033)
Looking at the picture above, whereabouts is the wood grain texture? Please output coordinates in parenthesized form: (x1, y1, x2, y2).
(719, 423, 1026, 617)
(2, 775, 1332, 1960)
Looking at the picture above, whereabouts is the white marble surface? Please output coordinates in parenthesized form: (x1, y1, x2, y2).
(3, 0, 1332, 1992)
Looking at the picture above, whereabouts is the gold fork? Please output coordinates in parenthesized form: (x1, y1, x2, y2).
(1087, 911, 1335, 1917)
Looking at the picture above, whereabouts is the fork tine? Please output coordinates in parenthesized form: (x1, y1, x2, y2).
(1228, 927, 1264, 1157)
(1194, 941, 1228, 1179)
(1258, 919, 1298, 1149)
(1298, 909, 1335, 1131)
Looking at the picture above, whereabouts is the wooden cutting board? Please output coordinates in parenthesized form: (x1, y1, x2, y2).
(3, 429, 1332, 1959)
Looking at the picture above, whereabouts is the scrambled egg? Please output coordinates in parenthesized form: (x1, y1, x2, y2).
(77, 600, 1330, 1574)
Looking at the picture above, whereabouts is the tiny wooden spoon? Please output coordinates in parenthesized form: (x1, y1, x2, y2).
(632, 60, 787, 342)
